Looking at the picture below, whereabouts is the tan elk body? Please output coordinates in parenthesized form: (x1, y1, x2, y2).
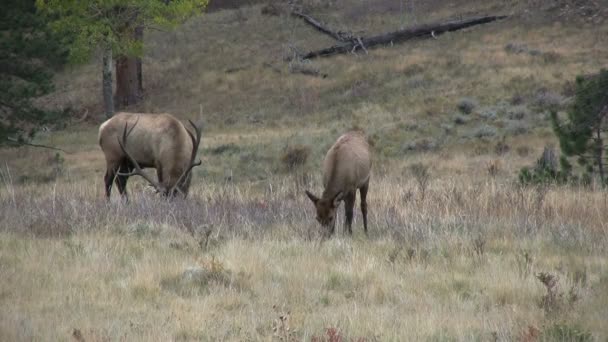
(306, 130, 371, 236)
(98, 112, 202, 198)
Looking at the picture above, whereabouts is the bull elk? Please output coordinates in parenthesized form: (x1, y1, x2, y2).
(98, 112, 203, 198)
(305, 130, 372, 236)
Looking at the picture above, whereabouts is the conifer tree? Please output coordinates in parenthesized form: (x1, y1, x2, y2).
(551, 70, 608, 184)
(0, 0, 68, 144)
(37, 0, 208, 118)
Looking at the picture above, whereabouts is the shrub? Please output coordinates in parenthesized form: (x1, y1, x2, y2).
(453, 114, 469, 125)
(517, 146, 531, 157)
(494, 137, 510, 155)
(508, 106, 529, 120)
(280, 144, 311, 172)
(519, 146, 568, 185)
(504, 42, 529, 54)
(533, 89, 565, 112)
(506, 120, 529, 136)
(472, 124, 497, 138)
(542, 51, 562, 64)
(409, 163, 431, 202)
(479, 108, 498, 120)
(539, 324, 593, 342)
(457, 97, 477, 114)
(402, 138, 437, 153)
(510, 94, 525, 105)
(209, 143, 240, 155)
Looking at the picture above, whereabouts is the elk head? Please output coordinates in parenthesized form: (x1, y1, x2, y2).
(305, 190, 344, 229)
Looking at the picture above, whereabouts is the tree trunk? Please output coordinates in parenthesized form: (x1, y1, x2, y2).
(597, 126, 605, 184)
(114, 55, 141, 108)
(114, 26, 144, 109)
(102, 47, 114, 118)
(135, 25, 143, 92)
(298, 15, 507, 60)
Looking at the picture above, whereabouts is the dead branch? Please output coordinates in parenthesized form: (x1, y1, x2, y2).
(6, 137, 73, 154)
(291, 11, 353, 42)
(289, 64, 328, 78)
(299, 15, 507, 60)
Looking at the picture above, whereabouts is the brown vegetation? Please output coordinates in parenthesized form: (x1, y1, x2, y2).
(2, 0, 608, 340)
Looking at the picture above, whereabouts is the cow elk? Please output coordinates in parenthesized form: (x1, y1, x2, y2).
(98, 112, 203, 199)
(305, 130, 372, 236)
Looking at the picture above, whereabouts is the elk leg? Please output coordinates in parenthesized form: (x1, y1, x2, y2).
(156, 168, 167, 196)
(360, 180, 369, 236)
(104, 169, 115, 199)
(344, 191, 356, 235)
(115, 161, 131, 199)
(329, 211, 336, 237)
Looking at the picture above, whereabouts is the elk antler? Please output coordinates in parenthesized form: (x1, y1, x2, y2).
(117, 117, 166, 194)
(170, 118, 203, 195)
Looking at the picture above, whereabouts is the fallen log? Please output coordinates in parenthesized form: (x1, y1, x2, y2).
(291, 11, 352, 42)
(300, 15, 507, 60)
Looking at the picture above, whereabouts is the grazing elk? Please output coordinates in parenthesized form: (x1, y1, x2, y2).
(98, 112, 203, 199)
(305, 130, 372, 236)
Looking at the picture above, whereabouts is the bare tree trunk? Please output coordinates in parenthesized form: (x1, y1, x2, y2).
(114, 25, 144, 109)
(102, 47, 114, 118)
(298, 15, 507, 60)
(597, 126, 605, 184)
(135, 25, 143, 92)
(114, 55, 140, 108)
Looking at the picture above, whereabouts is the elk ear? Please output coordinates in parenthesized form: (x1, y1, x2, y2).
(305, 190, 319, 204)
(332, 191, 344, 207)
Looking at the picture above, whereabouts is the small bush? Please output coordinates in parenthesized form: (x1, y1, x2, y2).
(539, 323, 593, 342)
(280, 144, 310, 171)
(494, 137, 510, 155)
(536, 272, 562, 315)
(441, 123, 454, 134)
(453, 114, 469, 125)
(479, 108, 498, 120)
(533, 89, 565, 112)
(161, 257, 247, 297)
(410, 163, 431, 202)
(542, 51, 562, 64)
(208, 143, 240, 155)
(506, 120, 530, 136)
(519, 146, 568, 185)
(472, 124, 497, 138)
(516, 146, 531, 157)
(508, 106, 529, 120)
(487, 159, 501, 178)
(457, 97, 477, 114)
(505, 42, 529, 54)
(402, 138, 437, 153)
(510, 94, 525, 105)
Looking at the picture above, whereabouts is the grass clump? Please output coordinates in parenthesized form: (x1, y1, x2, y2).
(160, 256, 247, 297)
(539, 323, 593, 342)
(457, 97, 478, 114)
(471, 124, 497, 138)
(280, 144, 311, 171)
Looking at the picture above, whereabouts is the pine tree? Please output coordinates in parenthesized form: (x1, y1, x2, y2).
(0, 0, 69, 144)
(551, 69, 608, 184)
(36, 0, 208, 118)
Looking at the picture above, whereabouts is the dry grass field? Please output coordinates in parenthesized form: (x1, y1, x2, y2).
(2, 0, 608, 341)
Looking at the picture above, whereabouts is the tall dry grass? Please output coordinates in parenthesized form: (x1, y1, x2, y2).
(2, 173, 608, 250)
(1, 169, 607, 340)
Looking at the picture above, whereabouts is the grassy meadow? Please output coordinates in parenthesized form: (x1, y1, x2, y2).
(2, 0, 608, 340)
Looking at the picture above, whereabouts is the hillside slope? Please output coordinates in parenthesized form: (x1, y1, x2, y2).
(7, 0, 608, 182)
(2, 2, 608, 341)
